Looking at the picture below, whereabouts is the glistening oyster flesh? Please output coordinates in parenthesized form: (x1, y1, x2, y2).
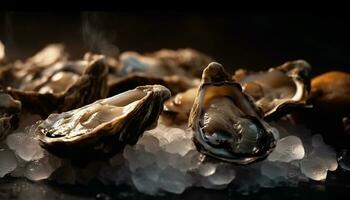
(189, 62, 277, 164)
(233, 60, 311, 120)
(36, 85, 171, 160)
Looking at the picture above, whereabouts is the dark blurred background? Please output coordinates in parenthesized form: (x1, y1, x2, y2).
(0, 12, 350, 200)
(0, 12, 349, 76)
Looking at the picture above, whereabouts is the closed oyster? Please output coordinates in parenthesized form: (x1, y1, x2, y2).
(233, 60, 311, 120)
(117, 49, 213, 78)
(0, 93, 21, 140)
(309, 71, 350, 116)
(0, 46, 108, 116)
(189, 62, 276, 164)
(36, 85, 171, 160)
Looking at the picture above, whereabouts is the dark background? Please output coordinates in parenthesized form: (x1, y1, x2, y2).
(0, 12, 350, 200)
(0, 12, 349, 75)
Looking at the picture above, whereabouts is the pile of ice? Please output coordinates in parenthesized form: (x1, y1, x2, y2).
(0, 115, 341, 196)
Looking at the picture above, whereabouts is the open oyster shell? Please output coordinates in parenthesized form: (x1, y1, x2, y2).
(233, 60, 311, 120)
(36, 85, 171, 160)
(162, 87, 198, 125)
(0, 45, 108, 116)
(117, 49, 213, 78)
(189, 62, 276, 164)
(0, 93, 21, 140)
(108, 73, 199, 97)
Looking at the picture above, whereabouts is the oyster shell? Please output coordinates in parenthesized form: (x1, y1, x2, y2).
(162, 87, 198, 125)
(36, 85, 171, 159)
(309, 71, 350, 116)
(189, 62, 276, 164)
(117, 49, 213, 78)
(0, 93, 21, 140)
(233, 60, 311, 120)
(0, 46, 108, 116)
(108, 73, 199, 97)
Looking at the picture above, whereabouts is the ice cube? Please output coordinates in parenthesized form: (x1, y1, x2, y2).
(0, 149, 17, 177)
(6, 132, 44, 161)
(260, 161, 288, 179)
(268, 136, 305, 162)
(300, 157, 328, 181)
(164, 138, 194, 156)
(158, 166, 192, 194)
(207, 164, 235, 186)
(198, 163, 216, 176)
(131, 165, 160, 195)
(25, 158, 55, 181)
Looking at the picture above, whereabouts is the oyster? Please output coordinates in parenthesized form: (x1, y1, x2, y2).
(117, 49, 213, 78)
(0, 46, 108, 116)
(233, 60, 311, 120)
(309, 71, 350, 116)
(162, 87, 198, 125)
(108, 73, 199, 97)
(0, 93, 21, 140)
(36, 85, 171, 159)
(189, 62, 276, 164)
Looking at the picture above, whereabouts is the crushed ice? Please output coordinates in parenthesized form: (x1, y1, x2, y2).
(0, 115, 342, 195)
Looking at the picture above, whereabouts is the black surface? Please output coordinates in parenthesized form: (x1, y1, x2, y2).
(0, 12, 350, 200)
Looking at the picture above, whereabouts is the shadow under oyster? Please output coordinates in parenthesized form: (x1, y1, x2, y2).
(233, 60, 311, 120)
(189, 62, 277, 164)
(0, 44, 109, 116)
(35, 85, 171, 160)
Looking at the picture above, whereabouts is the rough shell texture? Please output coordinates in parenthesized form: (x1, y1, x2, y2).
(0, 93, 21, 140)
(1, 49, 109, 117)
(117, 49, 213, 78)
(233, 60, 311, 120)
(36, 85, 171, 160)
(189, 62, 276, 164)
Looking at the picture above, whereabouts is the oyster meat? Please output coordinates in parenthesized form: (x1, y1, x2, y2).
(189, 62, 276, 164)
(0, 93, 21, 140)
(233, 60, 311, 120)
(117, 49, 213, 78)
(0, 45, 108, 116)
(36, 85, 171, 159)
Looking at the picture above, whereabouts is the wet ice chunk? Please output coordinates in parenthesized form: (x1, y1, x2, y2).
(310, 147, 338, 171)
(261, 161, 288, 179)
(207, 164, 235, 186)
(164, 138, 193, 156)
(300, 157, 328, 181)
(6, 132, 44, 161)
(268, 136, 305, 162)
(198, 163, 216, 176)
(0, 149, 18, 177)
(131, 165, 160, 195)
(158, 166, 192, 194)
(25, 156, 60, 181)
